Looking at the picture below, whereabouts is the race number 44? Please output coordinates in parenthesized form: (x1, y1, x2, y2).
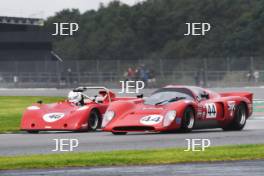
(205, 103, 217, 118)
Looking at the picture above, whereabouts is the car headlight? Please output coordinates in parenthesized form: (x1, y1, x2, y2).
(27, 106, 40, 110)
(102, 110, 115, 128)
(163, 110, 176, 127)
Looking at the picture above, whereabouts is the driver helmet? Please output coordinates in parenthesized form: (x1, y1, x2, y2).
(68, 91, 82, 104)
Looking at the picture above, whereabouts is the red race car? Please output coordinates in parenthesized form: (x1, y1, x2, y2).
(20, 87, 138, 133)
(102, 85, 253, 135)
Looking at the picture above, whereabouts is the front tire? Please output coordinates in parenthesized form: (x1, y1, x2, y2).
(180, 107, 195, 133)
(87, 109, 101, 131)
(222, 103, 247, 131)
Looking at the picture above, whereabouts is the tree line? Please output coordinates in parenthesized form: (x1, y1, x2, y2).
(45, 0, 264, 61)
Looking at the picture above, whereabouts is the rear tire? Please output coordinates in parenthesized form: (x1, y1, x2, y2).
(222, 103, 247, 131)
(87, 109, 101, 131)
(180, 107, 195, 133)
(112, 132, 127, 135)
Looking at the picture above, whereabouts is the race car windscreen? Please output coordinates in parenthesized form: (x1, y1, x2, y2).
(144, 88, 194, 105)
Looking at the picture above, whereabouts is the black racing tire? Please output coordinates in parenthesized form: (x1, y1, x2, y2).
(180, 107, 195, 133)
(222, 103, 247, 131)
(87, 109, 101, 131)
(27, 130, 39, 134)
(112, 132, 127, 135)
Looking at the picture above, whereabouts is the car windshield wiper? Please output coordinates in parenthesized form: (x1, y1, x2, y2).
(155, 97, 185, 105)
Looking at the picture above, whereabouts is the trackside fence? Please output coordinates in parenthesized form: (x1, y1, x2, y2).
(0, 57, 263, 88)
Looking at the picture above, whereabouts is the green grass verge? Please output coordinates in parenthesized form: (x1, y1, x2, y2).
(0, 144, 264, 170)
(0, 96, 63, 133)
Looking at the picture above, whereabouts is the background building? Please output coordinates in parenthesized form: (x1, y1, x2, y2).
(0, 16, 53, 61)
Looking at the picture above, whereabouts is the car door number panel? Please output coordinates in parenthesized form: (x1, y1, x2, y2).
(205, 103, 217, 118)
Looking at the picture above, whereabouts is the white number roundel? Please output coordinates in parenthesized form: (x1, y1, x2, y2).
(140, 115, 163, 125)
(43, 113, 65, 122)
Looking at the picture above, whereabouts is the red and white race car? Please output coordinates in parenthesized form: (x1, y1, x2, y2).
(20, 87, 138, 133)
(102, 85, 253, 135)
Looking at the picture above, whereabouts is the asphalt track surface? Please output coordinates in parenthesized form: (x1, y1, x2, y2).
(0, 88, 264, 175)
(0, 87, 264, 156)
(0, 119, 263, 156)
(1, 160, 264, 176)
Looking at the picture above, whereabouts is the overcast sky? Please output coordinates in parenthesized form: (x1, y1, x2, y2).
(0, 0, 145, 19)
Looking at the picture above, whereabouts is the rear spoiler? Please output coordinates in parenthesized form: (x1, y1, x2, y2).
(219, 92, 253, 103)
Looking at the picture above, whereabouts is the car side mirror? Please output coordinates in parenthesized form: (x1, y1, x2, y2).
(137, 94, 144, 98)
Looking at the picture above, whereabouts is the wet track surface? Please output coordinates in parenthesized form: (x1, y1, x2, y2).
(1, 160, 264, 176)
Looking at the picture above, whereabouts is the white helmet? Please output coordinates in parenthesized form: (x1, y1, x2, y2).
(68, 91, 82, 104)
